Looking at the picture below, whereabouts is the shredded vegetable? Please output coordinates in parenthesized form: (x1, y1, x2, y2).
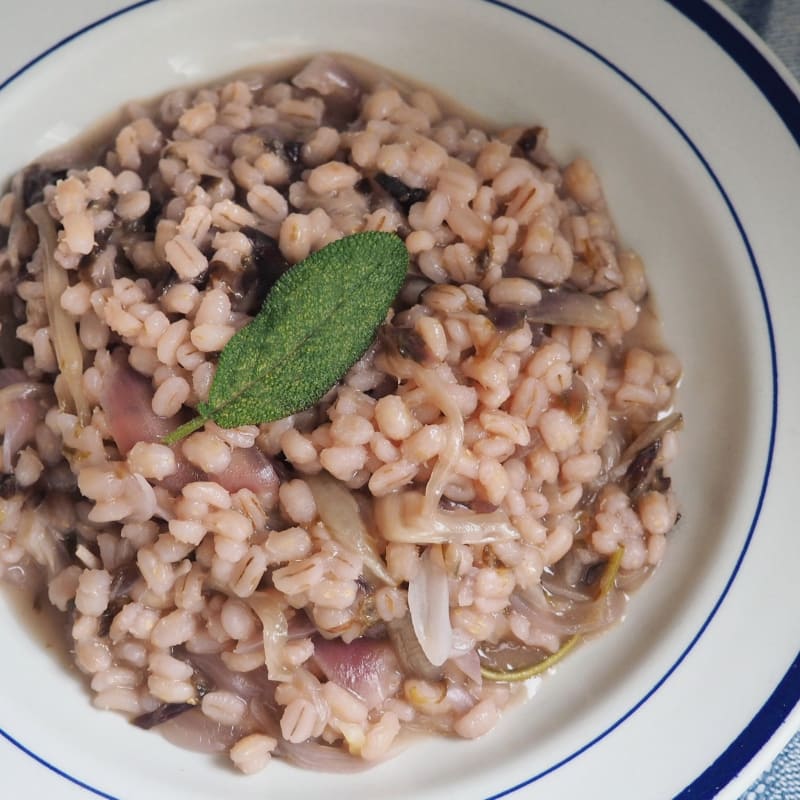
(611, 412, 683, 480)
(386, 615, 444, 681)
(305, 473, 395, 586)
(480, 546, 625, 682)
(521, 289, 617, 330)
(374, 489, 518, 545)
(247, 590, 291, 682)
(407, 545, 452, 667)
(27, 204, 90, 425)
(379, 353, 464, 516)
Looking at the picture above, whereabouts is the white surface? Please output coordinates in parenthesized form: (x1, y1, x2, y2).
(0, 1, 798, 798)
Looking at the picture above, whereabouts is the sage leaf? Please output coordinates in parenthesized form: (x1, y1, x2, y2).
(164, 231, 408, 443)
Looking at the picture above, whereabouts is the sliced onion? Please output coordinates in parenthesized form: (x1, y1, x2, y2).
(514, 288, 617, 331)
(287, 611, 317, 640)
(451, 650, 483, 685)
(374, 489, 519, 545)
(17, 518, 69, 578)
(480, 636, 580, 682)
(510, 583, 624, 639)
(305, 473, 394, 586)
(156, 706, 242, 754)
(101, 352, 284, 497)
(276, 740, 377, 773)
(181, 650, 276, 705)
(379, 354, 464, 515)
(610, 411, 683, 480)
(256, 696, 381, 772)
(444, 682, 478, 714)
(291, 55, 361, 102)
(541, 546, 600, 603)
(540, 575, 594, 604)
(248, 697, 282, 738)
(247, 590, 291, 682)
(481, 548, 627, 682)
(386, 615, 443, 682)
(313, 635, 402, 709)
(27, 204, 90, 425)
(217, 445, 280, 507)
(101, 351, 279, 500)
(596, 418, 627, 479)
(0, 381, 49, 470)
(407, 545, 452, 667)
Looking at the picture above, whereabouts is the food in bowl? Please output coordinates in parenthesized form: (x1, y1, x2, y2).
(0, 54, 682, 774)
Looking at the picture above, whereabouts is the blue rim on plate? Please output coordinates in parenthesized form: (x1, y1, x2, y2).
(0, 1, 796, 798)
(664, 5, 800, 799)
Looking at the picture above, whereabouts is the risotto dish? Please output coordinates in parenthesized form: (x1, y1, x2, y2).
(0, 55, 682, 774)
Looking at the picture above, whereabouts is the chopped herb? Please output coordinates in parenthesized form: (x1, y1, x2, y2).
(164, 232, 408, 443)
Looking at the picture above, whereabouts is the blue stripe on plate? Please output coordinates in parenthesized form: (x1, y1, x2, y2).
(0, 0, 157, 93)
(676, 654, 800, 798)
(660, 5, 800, 795)
(0, 728, 118, 800)
(666, 0, 800, 149)
(477, 3, 782, 794)
(0, 1, 790, 798)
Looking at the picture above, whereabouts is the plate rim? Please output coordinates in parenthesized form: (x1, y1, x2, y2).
(661, 1, 800, 795)
(0, 1, 797, 798)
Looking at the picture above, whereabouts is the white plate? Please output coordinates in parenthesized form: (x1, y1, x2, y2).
(1, 1, 798, 798)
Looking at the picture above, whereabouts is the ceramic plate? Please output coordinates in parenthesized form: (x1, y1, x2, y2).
(0, 1, 798, 798)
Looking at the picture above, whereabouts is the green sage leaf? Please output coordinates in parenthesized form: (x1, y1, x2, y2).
(164, 231, 408, 443)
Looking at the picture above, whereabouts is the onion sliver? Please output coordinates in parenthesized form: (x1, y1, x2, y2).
(375, 489, 518, 545)
(407, 545, 452, 667)
(27, 204, 90, 425)
(247, 590, 291, 682)
(379, 353, 464, 515)
(305, 473, 394, 586)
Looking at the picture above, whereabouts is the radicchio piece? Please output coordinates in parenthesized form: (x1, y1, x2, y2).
(313, 635, 402, 709)
(99, 351, 280, 503)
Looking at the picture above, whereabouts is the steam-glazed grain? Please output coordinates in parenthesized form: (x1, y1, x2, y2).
(0, 54, 682, 776)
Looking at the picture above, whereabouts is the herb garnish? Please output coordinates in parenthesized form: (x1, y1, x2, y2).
(164, 231, 408, 444)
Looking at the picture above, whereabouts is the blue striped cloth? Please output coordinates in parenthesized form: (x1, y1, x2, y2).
(723, 3, 799, 798)
(738, 734, 800, 799)
(726, 0, 800, 76)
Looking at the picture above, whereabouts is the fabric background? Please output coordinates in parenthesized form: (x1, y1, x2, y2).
(726, 0, 800, 75)
(722, 1, 798, 798)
